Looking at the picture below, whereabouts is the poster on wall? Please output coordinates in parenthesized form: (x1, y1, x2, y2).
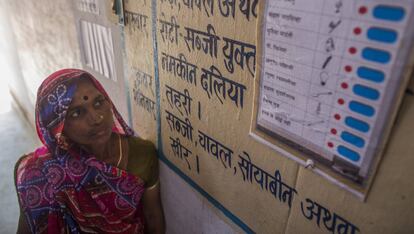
(80, 20, 117, 81)
(77, 0, 100, 15)
(254, 0, 414, 192)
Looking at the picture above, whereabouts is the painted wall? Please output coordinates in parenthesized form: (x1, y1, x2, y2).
(4, 0, 82, 124)
(124, 0, 414, 233)
(4, 0, 414, 233)
(3, 0, 235, 233)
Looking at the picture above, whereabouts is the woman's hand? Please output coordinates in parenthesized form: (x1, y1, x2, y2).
(142, 182, 165, 234)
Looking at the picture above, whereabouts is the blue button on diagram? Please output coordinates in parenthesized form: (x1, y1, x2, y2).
(373, 5, 405, 22)
(349, 101, 375, 117)
(357, 67, 385, 83)
(362, 47, 391, 64)
(345, 117, 370, 133)
(353, 84, 380, 100)
(341, 131, 365, 148)
(337, 145, 361, 162)
(367, 27, 398, 44)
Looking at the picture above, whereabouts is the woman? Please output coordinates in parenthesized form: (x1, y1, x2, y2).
(14, 69, 165, 233)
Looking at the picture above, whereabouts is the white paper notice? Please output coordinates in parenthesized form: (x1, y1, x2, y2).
(77, 0, 100, 15)
(80, 20, 116, 81)
(257, 0, 414, 183)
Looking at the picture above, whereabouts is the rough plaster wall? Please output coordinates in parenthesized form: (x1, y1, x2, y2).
(160, 163, 239, 233)
(127, 0, 297, 232)
(6, 0, 81, 116)
(0, 2, 33, 125)
(4, 0, 414, 233)
(3, 1, 219, 233)
(124, 1, 414, 234)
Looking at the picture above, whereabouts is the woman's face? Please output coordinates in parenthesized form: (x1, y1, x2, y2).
(63, 78, 114, 147)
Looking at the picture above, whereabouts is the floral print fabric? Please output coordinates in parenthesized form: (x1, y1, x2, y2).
(16, 69, 145, 234)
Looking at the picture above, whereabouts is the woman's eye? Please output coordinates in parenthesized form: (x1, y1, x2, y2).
(94, 98, 107, 108)
(70, 110, 81, 118)
(94, 100, 102, 107)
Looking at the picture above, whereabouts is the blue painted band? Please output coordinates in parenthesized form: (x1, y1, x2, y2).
(349, 100, 376, 117)
(340, 131, 365, 148)
(362, 47, 391, 64)
(357, 66, 385, 83)
(158, 154, 255, 234)
(353, 84, 380, 101)
(152, 0, 161, 149)
(373, 5, 405, 22)
(367, 27, 398, 44)
(345, 116, 370, 133)
(337, 145, 361, 162)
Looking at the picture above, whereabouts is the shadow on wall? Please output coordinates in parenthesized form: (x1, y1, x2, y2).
(0, 3, 42, 233)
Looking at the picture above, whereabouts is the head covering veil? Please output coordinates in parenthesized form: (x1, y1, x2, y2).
(16, 69, 145, 234)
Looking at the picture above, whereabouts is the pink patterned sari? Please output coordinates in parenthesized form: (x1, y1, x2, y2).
(16, 69, 145, 233)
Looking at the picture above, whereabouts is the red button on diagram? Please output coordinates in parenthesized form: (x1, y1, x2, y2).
(334, 114, 341, 120)
(359, 6, 368, 15)
(349, 47, 357, 54)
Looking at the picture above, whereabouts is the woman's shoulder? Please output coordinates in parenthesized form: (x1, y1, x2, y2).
(14, 153, 38, 187)
(14, 154, 30, 183)
(14, 147, 52, 185)
(125, 136, 159, 187)
(127, 136, 156, 155)
(14, 153, 36, 176)
(15, 154, 30, 168)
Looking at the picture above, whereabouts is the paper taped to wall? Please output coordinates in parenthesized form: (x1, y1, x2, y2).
(255, 0, 414, 187)
(77, 0, 100, 15)
(80, 20, 116, 81)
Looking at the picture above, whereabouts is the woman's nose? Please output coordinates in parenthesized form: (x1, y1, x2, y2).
(88, 111, 104, 125)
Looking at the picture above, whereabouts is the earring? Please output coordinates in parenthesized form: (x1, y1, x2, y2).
(99, 115, 104, 119)
(56, 133, 71, 150)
